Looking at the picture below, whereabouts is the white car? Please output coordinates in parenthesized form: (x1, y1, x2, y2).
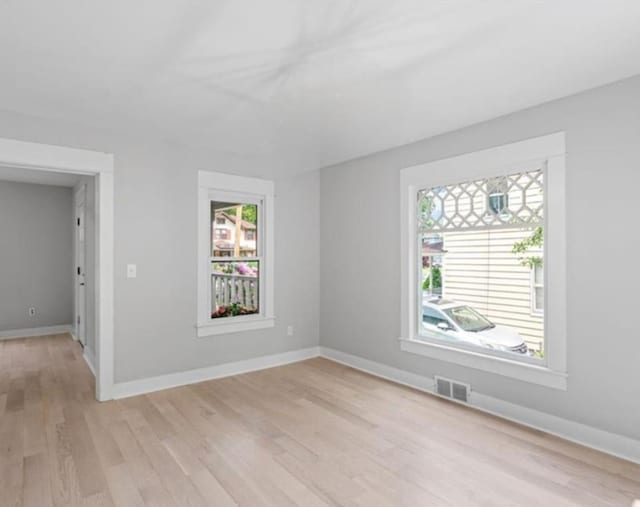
(421, 298, 528, 354)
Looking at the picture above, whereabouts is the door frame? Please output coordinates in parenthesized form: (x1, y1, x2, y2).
(0, 137, 114, 401)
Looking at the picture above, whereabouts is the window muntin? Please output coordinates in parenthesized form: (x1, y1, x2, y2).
(209, 199, 261, 320)
(416, 168, 545, 361)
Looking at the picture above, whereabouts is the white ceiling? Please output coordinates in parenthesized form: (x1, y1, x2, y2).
(0, 166, 83, 187)
(1, 1, 640, 175)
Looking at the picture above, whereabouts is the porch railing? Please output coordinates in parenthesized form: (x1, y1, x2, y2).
(212, 273, 259, 310)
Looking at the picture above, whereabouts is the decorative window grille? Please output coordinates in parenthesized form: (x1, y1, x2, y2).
(417, 168, 544, 233)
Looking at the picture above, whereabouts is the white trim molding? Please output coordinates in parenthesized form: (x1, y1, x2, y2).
(319, 347, 640, 465)
(113, 346, 320, 399)
(0, 136, 114, 401)
(399, 338, 567, 390)
(0, 324, 72, 340)
(399, 132, 567, 389)
(83, 348, 96, 377)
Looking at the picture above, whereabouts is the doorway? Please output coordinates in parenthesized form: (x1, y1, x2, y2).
(0, 136, 114, 401)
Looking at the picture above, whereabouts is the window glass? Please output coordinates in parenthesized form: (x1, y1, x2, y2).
(417, 169, 545, 359)
(422, 306, 449, 327)
(210, 200, 260, 320)
(443, 306, 493, 332)
(211, 261, 259, 318)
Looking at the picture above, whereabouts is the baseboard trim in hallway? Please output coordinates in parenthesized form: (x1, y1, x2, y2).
(0, 324, 72, 340)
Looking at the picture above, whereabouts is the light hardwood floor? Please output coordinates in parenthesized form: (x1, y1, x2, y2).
(1, 334, 639, 506)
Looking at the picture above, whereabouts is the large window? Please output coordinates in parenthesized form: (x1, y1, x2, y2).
(416, 169, 545, 360)
(197, 171, 274, 336)
(400, 133, 567, 390)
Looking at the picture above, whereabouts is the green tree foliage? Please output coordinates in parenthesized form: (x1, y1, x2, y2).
(418, 192, 435, 229)
(226, 204, 257, 225)
(512, 226, 543, 268)
(423, 265, 442, 290)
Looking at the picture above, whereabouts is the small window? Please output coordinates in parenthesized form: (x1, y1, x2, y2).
(486, 177, 509, 215)
(198, 171, 274, 336)
(210, 201, 260, 319)
(532, 264, 544, 314)
(214, 228, 229, 240)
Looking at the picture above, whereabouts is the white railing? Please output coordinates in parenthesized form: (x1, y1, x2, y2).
(212, 273, 259, 310)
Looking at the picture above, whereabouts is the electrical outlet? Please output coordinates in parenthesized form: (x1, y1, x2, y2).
(28, 307, 36, 317)
(287, 325, 294, 336)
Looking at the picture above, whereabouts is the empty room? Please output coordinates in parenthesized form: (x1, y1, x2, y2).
(0, 1, 639, 506)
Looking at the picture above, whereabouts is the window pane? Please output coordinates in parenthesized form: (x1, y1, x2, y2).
(417, 169, 545, 360)
(211, 201, 258, 257)
(535, 287, 544, 311)
(534, 264, 544, 285)
(211, 261, 259, 318)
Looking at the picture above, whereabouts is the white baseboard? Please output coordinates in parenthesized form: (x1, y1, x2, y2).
(0, 324, 72, 340)
(106, 341, 640, 465)
(113, 346, 321, 399)
(319, 346, 640, 465)
(83, 348, 96, 377)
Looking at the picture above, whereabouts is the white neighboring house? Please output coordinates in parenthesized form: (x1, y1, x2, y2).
(440, 228, 544, 353)
(422, 175, 545, 353)
(212, 211, 257, 257)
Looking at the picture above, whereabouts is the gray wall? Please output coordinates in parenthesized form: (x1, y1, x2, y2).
(0, 181, 73, 331)
(320, 75, 640, 441)
(0, 110, 321, 383)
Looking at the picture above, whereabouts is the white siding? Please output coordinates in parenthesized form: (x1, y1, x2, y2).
(441, 228, 544, 351)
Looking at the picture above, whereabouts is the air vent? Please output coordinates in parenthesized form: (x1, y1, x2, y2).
(451, 383, 469, 403)
(434, 376, 470, 403)
(436, 377, 452, 397)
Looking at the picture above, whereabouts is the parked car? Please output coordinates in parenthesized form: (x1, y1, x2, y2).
(421, 298, 528, 354)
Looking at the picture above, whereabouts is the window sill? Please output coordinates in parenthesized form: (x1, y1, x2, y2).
(399, 337, 567, 390)
(197, 316, 275, 337)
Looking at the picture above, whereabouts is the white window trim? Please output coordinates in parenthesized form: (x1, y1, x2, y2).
(197, 171, 275, 337)
(399, 132, 567, 390)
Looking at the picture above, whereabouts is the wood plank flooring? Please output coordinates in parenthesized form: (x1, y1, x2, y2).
(1, 334, 639, 506)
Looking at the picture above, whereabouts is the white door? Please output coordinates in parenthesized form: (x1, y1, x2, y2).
(75, 187, 87, 346)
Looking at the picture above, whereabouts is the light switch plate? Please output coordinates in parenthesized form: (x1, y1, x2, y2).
(126, 264, 137, 278)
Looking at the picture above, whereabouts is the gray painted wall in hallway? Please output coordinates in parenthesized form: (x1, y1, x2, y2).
(320, 75, 640, 440)
(0, 181, 73, 331)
